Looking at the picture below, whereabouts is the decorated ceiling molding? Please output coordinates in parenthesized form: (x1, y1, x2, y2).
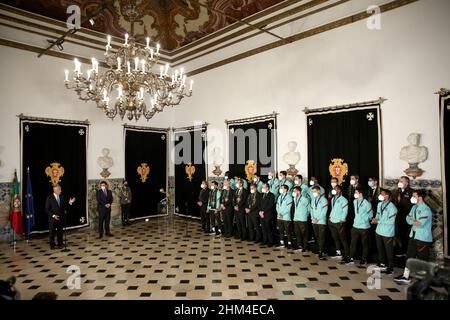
(0, 0, 285, 51)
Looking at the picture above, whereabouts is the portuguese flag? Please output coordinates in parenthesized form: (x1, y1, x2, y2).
(9, 170, 23, 237)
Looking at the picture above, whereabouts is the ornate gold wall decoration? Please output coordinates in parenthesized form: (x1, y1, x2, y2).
(185, 163, 195, 182)
(45, 162, 65, 186)
(137, 163, 150, 183)
(328, 158, 348, 185)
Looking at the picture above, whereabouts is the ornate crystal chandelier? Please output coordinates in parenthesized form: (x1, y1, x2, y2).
(64, 1, 193, 121)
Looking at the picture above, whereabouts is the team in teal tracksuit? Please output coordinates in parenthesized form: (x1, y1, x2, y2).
(349, 195, 374, 263)
(292, 187, 310, 251)
(374, 194, 398, 272)
(328, 190, 350, 259)
(279, 177, 293, 192)
(276, 188, 293, 247)
(253, 177, 264, 193)
(309, 184, 325, 199)
(207, 185, 222, 233)
(310, 189, 328, 257)
(268, 175, 280, 199)
(405, 200, 433, 260)
(395, 191, 434, 283)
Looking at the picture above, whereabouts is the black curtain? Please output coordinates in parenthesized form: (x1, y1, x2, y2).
(442, 96, 450, 257)
(307, 106, 380, 189)
(228, 118, 276, 182)
(174, 127, 207, 217)
(21, 120, 88, 232)
(125, 127, 167, 219)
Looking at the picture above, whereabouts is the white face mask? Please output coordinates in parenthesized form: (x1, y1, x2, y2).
(224, 176, 228, 180)
(250, 189, 256, 194)
(279, 188, 285, 194)
(201, 184, 205, 189)
(223, 185, 229, 190)
(309, 180, 314, 186)
(101, 186, 106, 190)
(253, 178, 258, 182)
(378, 194, 385, 201)
(354, 193, 360, 199)
(350, 179, 356, 186)
(268, 175, 273, 180)
(262, 188, 268, 193)
(410, 197, 418, 204)
(331, 189, 337, 196)
(331, 182, 337, 188)
(294, 180, 300, 185)
(368, 181, 374, 188)
(398, 182, 404, 189)
(292, 192, 297, 197)
(210, 186, 215, 190)
(312, 192, 319, 198)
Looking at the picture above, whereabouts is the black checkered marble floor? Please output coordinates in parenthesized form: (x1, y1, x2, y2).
(0, 216, 407, 300)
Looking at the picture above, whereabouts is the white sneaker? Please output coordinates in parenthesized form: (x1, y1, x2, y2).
(331, 250, 342, 260)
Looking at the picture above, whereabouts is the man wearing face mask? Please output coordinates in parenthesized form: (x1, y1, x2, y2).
(393, 176, 414, 257)
(292, 186, 310, 252)
(119, 180, 132, 226)
(348, 186, 373, 266)
(308, 176, 325, 198)
(233, 179, 248, 240)
(278, 171, 293, 193)
(347, 174, 361, 199)
(207, 181, 221, 235)
(328, 177, 339, 202)
(267, 171, 280, 199)
(246, 184, 262, 242)
(371, 188, 398, 275)
(294, 175, 310, 202)
(276, 185, 293, 249)
(328, 185, 351, 263)
(310, 186, 328, 260)
(197, 180, 210, 233)
(395, 190, 433, 284)
(259, 183, 276, 247)
(367, 177, 380, 211)
(252, 174, 264, 193)
(220, 180, 235, 238)
(96, 181, 113, 239)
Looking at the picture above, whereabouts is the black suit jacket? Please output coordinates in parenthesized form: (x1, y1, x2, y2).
(198, 188, 210, 207)
(233, 188, 248, 210)
(45, 194, 69, 222)
(260, 192, 275, 215)
(96, 189, 113, 214)
(246, 192, 261, 212)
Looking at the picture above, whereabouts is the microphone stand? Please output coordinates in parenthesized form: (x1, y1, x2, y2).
(61, 206, 70, 252)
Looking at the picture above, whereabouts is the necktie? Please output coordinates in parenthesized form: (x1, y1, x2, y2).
(56, 195, 60, 206)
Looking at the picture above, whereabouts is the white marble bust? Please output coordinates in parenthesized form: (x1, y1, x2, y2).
(283, 141, 301, 166)
(97, 148, 113, 169)
(400, 133, 428, 164)
(212, 147, 224, 167)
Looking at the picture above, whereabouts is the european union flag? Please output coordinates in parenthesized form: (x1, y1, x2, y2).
(24, 167, 35, 238)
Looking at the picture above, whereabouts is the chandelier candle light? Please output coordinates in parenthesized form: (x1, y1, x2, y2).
(64, 2, 193, 121)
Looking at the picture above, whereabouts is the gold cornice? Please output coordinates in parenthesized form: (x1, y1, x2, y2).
(171, 0, 329, 62)
(185, 0, 419, 77)
(169, 0, 306, 56)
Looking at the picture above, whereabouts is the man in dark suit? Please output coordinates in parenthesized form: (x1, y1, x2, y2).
(197, 180, 210, 233)
(246, 183, 262, 242)
(393, 176, 414, 256)
(220, 180, 234, 237)
(45, 184, 75, 249)
(233, 179, 248, 241)
(96, 180, 113, 239)
(259, 183, 276, 247)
